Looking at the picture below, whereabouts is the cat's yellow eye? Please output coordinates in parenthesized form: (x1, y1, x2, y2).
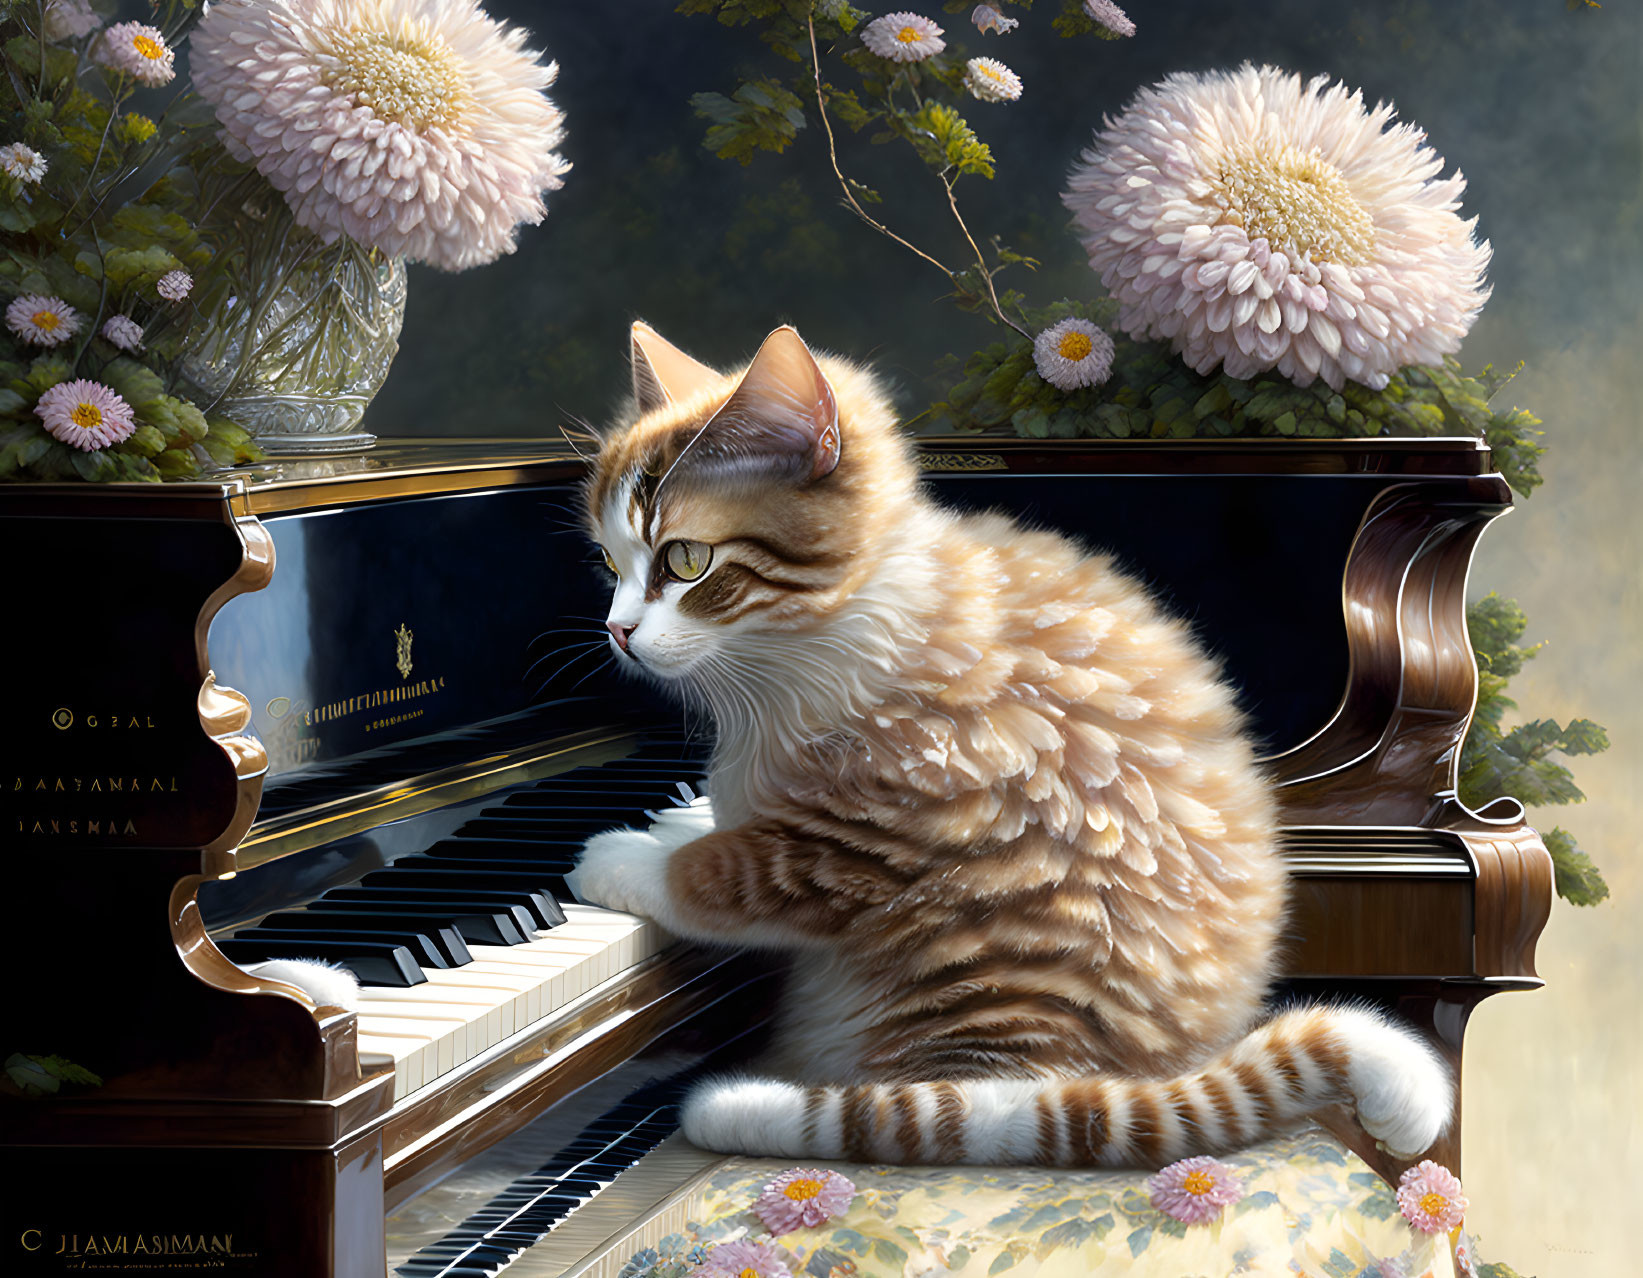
(663, 540, 712, 582)
(600, 547, 619, 577)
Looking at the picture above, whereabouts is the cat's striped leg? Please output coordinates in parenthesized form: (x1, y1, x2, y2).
(569, 817, 904, 948)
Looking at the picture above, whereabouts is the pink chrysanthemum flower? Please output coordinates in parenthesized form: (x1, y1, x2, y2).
(754, 1168, 857, 1235)
(1396, 1160, 1467, 1234)
(860, 12, 945, 62)
(100, 315, 144, 352)
(155, 269, 193, 301)
(35, 380, 137, 451)
(0, 142, 47, 184)
(964, 57, 1023, 103)
(1063, 64, 1492, 392)
(95, 22, 175, 86)
(190, 0, 570, 273)
(1084, 0, 1136, 37)
(1147, 1156, 1246, 1225)
(971, 5, 1019, 35)
(43, 0, 101, 42)
(694, 1238, 794, 1278)
(6, 295, 81, 346)
(1033, 317, 1114, 391)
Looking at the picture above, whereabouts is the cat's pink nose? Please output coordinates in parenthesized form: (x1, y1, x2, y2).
(606, 620, 638, 653)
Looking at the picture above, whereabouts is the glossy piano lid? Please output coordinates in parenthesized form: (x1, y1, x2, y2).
(210, 434, 1494, 516)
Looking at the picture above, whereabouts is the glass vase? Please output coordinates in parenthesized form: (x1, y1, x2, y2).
(183, 203, 406, 455)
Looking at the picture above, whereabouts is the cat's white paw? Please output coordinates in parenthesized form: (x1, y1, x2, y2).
(565, 827, 675, 918)
(248, 958, 360, 1011)
(680, 1077, 821, 1159)
(1334, 1007, 1453, 1159)
(644, 794, 715, 849)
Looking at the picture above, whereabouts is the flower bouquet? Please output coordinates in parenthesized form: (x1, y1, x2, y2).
(0, 0, 568, 476)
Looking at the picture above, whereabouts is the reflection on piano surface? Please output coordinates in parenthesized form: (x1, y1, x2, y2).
(0, 438, 1552, 1277)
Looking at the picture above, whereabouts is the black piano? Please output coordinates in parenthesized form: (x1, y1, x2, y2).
(0, 437, 1551, 1276)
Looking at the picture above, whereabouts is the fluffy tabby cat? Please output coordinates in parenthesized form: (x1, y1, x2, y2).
(566, 321, 1450, 1167)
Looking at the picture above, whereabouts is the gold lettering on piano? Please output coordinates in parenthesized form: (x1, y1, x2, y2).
(14, 818, 139, 836)
(396, 621, 414, 679)
(45, 707, 158, 731)
(41, 1230, 257, 1266)
(303, 674, 447, 726)
(13, 776, 177, 794)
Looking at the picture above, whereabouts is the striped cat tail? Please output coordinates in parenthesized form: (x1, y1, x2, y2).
(679, 1006, 1451, 1166)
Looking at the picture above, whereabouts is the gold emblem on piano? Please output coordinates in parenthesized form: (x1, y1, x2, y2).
(395, 623, 414, 679)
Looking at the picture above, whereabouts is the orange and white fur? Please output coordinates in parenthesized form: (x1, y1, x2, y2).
(568, 321, 1450, 1167)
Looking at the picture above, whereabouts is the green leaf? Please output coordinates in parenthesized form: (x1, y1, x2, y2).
(0, 388, 25, 417)
(70, 448, 120, 480)
(691, 78, 806, 165)
(907, 102, 995, 178)
(1545, 828, 1609, 906)
(100, 357, 166, 408)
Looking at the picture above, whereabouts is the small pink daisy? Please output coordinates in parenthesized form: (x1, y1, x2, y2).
(694, 1238, 794, 1278)
(754, 1168, 856, 1235)
(155, 269, 193, 302)
(35, 379, 137, 451)
(1396, 1160, 1467, 1234)
(1147, 1156, 1246, 1225)
(860, 12, 945, 62)
(95, 21, 175, 86)
(6, 294, 81, 347)
(100, 314, 144, 352)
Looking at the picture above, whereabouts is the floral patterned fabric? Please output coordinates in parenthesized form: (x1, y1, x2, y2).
(616, 1127, 1489, 1278)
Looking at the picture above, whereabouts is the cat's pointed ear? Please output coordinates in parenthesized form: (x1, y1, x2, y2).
(686, 326, 840, 484)
(631, 321, 719, 415)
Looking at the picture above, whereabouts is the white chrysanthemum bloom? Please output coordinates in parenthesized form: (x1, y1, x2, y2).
(1034, 318, 1115, 391)
(155, 269, 193, 302)
(971, 5, 1019, 35)
(6, 295, 81, 347)
(1063, 65, 1492, 391)
(861, 12, 945, 62)
(101, 315, 144, 351)
(190, 0, 571, 273)
(36, 379, 137, 451)
(95, 22, 176, 86)
(0, 143, 47, 184)
(1083, 0, 1135, 37)
(43, 0, 101, 42)
(965, 57, 1023, 103)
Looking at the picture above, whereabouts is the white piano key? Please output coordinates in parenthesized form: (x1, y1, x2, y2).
(356, 908, 674, 1101)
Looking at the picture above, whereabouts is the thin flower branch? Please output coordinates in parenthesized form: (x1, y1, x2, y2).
(940, 169, 1030, 339)
(806, 14, 952, 280)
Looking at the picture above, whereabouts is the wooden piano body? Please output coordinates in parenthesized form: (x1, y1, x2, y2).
(0, 437, 1551, 1276)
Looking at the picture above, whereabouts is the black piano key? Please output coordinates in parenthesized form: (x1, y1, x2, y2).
(255, 912, 473, 966)
(453, 815, 651, 837)
(237, 926, 452, 971)
(308, 895, 531, 946)
(416, 842, 580, 867)
(322, 884, 565, 929)
(369, 865, 573, 900)
(216, 938, 425, 987)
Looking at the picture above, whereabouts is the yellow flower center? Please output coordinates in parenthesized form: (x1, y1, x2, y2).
(896, 25, 922, 42)
(31, 310, 62, 332)
(70, 402, 103, 430)
(1212, 142, 1375, 265)
(737, 1269, 759, 1278)
(132, 33, 166, 61)
(1182, 1170, 1217, 1196)
(1056, 331, 1094, 362)
(782, 1177, 824, 1201)
(1418, 1191, 1449, 1217)
(327, 28, 475, 131)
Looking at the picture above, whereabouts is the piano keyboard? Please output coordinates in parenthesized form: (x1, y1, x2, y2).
(217, 737, 712, 1100)
(393, 1068, 721, 1277)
